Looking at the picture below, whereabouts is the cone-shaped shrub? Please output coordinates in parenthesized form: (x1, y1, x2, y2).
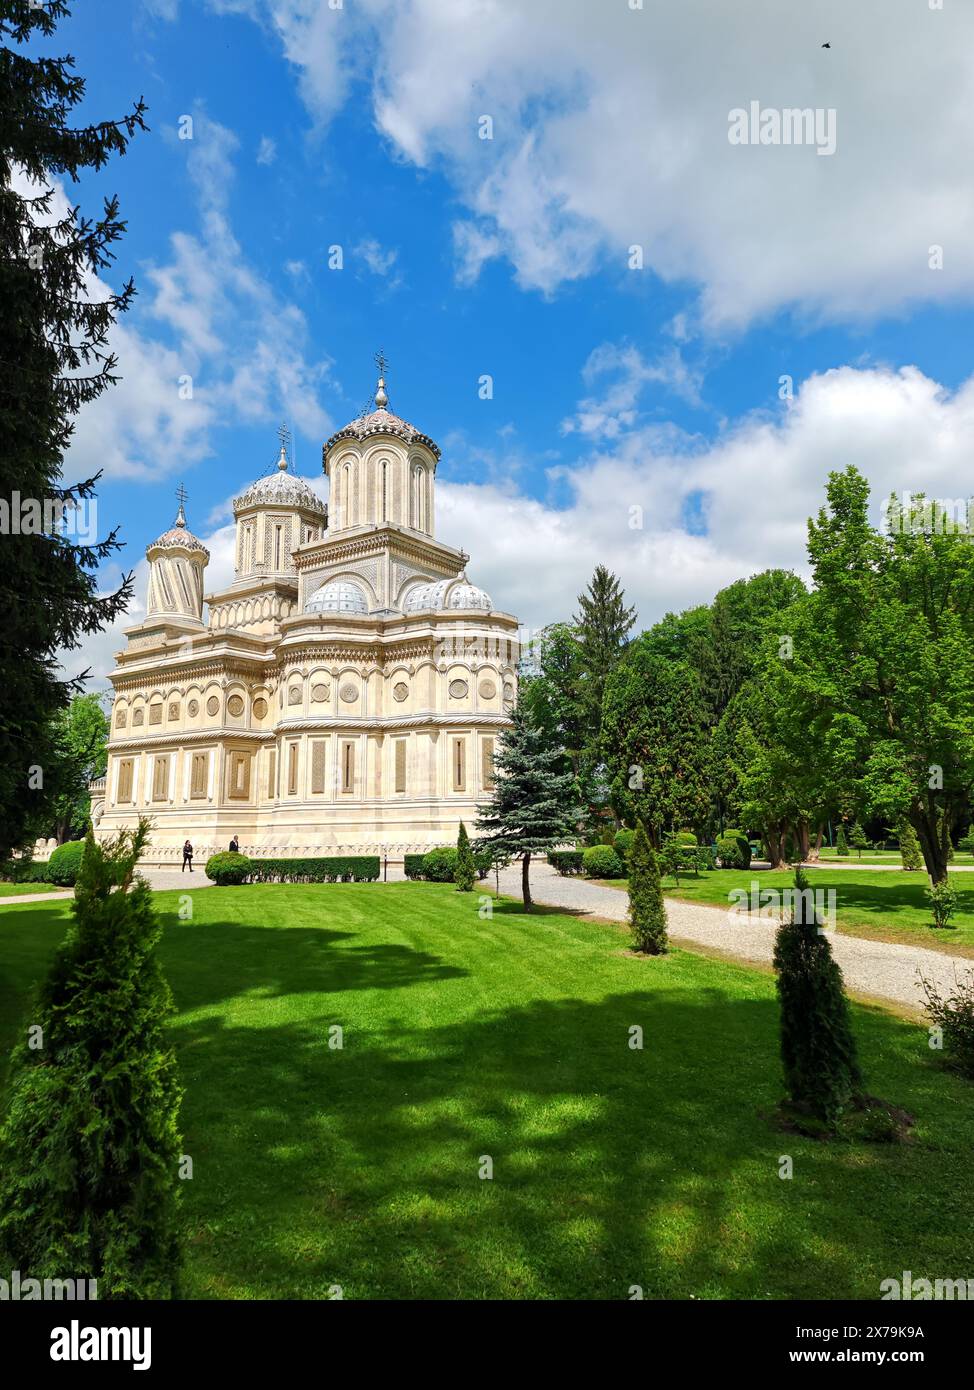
(0, 821, 183, 1297)
(898, 821, 923, 870)
(455, 821, 475, 892)
(627, 821, 668, 955)
(772, 867, 863, 1127)
(835, 824, 850, 856)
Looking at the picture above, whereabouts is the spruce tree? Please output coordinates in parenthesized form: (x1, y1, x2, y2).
(849, 821, 869, 859)
(573, 565, 636, 745)
(898, 820, 923, 870)
(627, 821, 668, 954)
(476, 693, 582, 910)
(455, 820, 475, 892)
(835, 824, 850, 857)
(0, 820, 183, 1297)
(0, 1, 143, 855)
(772, 867, 863, 1128)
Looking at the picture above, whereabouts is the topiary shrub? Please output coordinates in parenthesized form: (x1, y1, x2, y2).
(627, 822, 667, 955)
(46, 839, 87, 886)
(0, 821, 183, 1297)
(613, 829, 635, 868)
(421, 847, 458, 882)
(772, 867, 863, 1129)
(672, 830, 698, 846)
(403, 854, 426, 880)
(898, 821, 924, 870)
(0, 859, 50, 884)
(582, 845, 624, 879)
(715, 834, 750, 870)
(204, 851, 252, 886)
(835, 824, 850, 857)
(548, 849, 584, 875)
(455, 823, 475, 892)
(248, 856, 380, 883)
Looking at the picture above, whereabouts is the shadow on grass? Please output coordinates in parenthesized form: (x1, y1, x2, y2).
(164, 927, 973, 1300)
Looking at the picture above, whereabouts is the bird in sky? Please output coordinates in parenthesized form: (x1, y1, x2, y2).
(822, 42, 831, 48)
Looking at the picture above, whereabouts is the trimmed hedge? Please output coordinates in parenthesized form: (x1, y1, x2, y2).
(403, 854, 426, 880)
(0, 859, 51, 884)
(548, 849, 584, 876)
(46, 840, 87, 886)
(582, 844, 625, 879)
(406, 847, 490, 882)
(204, 852, 253, 886)
(249, 856, 381, 883)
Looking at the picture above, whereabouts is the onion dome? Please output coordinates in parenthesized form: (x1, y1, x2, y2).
(147, 500, 209, 558)
(233, 444, 327, 516)
(306, 578, 370, 615)
(324, 373, 440, 460)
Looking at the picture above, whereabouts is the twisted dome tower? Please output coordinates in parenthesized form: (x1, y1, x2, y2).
(145, 491, 209, 627)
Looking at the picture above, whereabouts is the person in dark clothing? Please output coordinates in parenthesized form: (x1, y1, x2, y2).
(182, 839, 193, 872)
(229, 835, 239, 853)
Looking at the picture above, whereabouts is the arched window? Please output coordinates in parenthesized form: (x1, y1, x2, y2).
(412, 464, 425, 531)
(342, 463, 352, 527)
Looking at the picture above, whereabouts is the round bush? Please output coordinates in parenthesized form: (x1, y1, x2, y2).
(204, 851, 253, 886)
(613, 830, 635, 866)
(582, 845, 625, 879)
(421, 847, 458, 882)
(716, 834, 751, 870)
(46, 839, 87, 886)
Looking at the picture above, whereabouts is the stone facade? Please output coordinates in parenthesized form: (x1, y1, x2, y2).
(92, 383, 519, 866)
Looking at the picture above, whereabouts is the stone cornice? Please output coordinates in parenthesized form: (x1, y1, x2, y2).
(107, 728, 274, 751)
(293, 526, 463, 575)
(110, 656, 276, 692)
(276, 712, 513, 733)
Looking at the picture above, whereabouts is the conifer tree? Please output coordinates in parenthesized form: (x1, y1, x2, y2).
(0, 0, 144, 855)
(573, 565, 636, 742)
(772, 867, 863, 1128)
(0, 820, 183, 1297)
(627, 821, 668, 954)
(476, 694, 581, 910)
(835, 824, 850, 857)
(849, 821, 869, 859)
(455, 820, 475, 892)
(898, 820, 923, 870)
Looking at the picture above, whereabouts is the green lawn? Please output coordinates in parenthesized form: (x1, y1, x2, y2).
(0, 880, 67, 897)
(1, 882, 971, 1300)
(597, 868, 974, 955)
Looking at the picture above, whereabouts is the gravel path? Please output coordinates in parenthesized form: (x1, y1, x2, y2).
(495, 860, 973, 1014)
(0, 889, 74, 907)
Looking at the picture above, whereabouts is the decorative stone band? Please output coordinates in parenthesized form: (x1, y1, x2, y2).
(275, 712, 513, 733)
(107, 728, 275, 750)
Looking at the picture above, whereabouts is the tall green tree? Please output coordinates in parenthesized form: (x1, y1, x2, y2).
(45, 691, 109, 843)
(0, 0, 142, 856)
(454, 821, 475, 893)
(0, 820, 183, 1297)
(574, 565, 636, 744)
(476, 694, 582, 911)
(601, 636, 710, 845)
(774, 469, 974, 883)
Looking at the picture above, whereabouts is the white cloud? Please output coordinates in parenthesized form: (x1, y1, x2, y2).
(256, 135, 277, 165)
(437, 363, 974, 636)
(355, 237, 400, 283)
(230, 0, 974, 329)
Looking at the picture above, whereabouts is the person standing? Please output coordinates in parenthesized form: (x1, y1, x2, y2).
(182, 839, 194, 873)
(229, 835, 239, 853)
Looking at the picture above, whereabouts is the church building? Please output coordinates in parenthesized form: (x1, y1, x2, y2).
(90, 373, 520, 865)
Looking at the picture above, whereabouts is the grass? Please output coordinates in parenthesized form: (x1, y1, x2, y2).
(0, 880, 66, 897)
(595, 868, 974, 956)
(1, 881, 971, 1300)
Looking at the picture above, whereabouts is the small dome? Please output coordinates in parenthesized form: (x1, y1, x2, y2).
(307, 579, 369, 615)
(446, 578, 493, 611)
(234, 445, 326, 517)
(147, 502, 209, 558)
(403, 579, 450, 612)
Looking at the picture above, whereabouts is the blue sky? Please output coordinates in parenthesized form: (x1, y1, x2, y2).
(28, 1, 974, 678)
